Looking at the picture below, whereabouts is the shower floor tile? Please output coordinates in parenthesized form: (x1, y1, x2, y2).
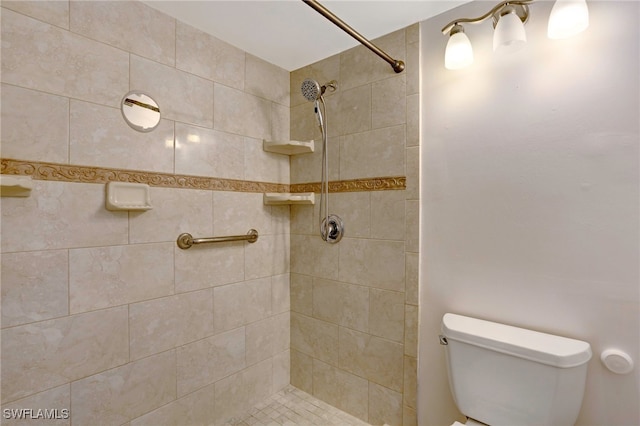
(230, 385, 371, 426)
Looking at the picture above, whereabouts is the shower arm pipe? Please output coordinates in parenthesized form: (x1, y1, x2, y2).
(302, 0, 405, 73)
(441, 0, 534, 34)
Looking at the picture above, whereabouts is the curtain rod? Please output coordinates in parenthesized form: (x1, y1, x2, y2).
(302, 0, 405, 73)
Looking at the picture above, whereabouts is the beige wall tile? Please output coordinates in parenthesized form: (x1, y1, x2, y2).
(340, 125, 406, 180)
(404, 406, 418, 426)
(174, 242, 245, 293)
(70, 100, 175, 173)
(332, 192, 371, 238)
(406, 40, 420, 96)
(339, 327, 404, 392)
(404, 355, 417, 410)
(1, 9, 128, 106)
(312, 359, 369, 421)
(406, 200, 419, 253)
(131, 55, 213, 127)
(290, 54, 340, 108)
(1, 181, 128, 253)
(289, 102, 321, 143)
(372, 74, 407, 130)
(273, 350, 290, 393)
(175, 123, 244, 180)
(1, 384, 70, 426)
(2, 307, 128, 403)
(214, 83, 271, 139)
(1, 84, 69, 163)
(313, 279, 369, 333)
(339, 85, 372, 135)
(338, 238, 405, 292)
(129, 187, 213, 244)
(406, 146, 420, 199)
(291, 349, 313, 394)
(340, 29, 405, 90)
(246, 312, 289, 366)
(213, 191, 272, 236)
(369, 289, 405, 343)
(271, 101, 291, 142)
(71, 351, 176, 425)
(129, 289, 214, 360)
(406, 94, 420, 147)
(245, 136, 290, 184)
(270, 205, 291, 236)
(404, 305, 418, 358)
(291, 313, 338, 366)
(369, 382, 403, 426)
(290, 205, 315, 235)
(246, 54, 289, 106)
(69, 243, 174, 314)
(2, 1, 69, 28)
(290, 235, 340, 281)
(176, 327, 245, 397)
(291, 273, 313, 316)
(176, 21, 245, 90)
(289, 135, 341, 184)
(213, 278, 271, 333)
(70, 1, 175, 66)
(130, 384, 214, 426)
(271, 273, 290, 315)
(245, 234, 290, 279)
(214, 359, 273, 424)
(371, 190, 406, 240)
(1, 250, 69, 328)
(405, 253, 419, 306)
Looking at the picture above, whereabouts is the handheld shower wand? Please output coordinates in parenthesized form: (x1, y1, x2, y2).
(300, 78, 344, 243)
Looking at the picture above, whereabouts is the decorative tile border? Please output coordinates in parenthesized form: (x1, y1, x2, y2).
(1, 158, 405, 193)
(291, 176, 406, 193)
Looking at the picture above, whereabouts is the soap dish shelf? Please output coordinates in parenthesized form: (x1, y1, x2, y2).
(0, 175, 33, 197)
(263, 192, 315, 205)
(263, 140, 314, 155)
(105, 182, 152, 211)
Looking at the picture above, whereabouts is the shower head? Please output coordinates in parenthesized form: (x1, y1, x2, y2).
(301, 79, 337, 101)
(301, 79, 321, 102)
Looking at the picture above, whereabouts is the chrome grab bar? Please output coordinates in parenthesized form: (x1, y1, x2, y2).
(177, 229, 258, 249)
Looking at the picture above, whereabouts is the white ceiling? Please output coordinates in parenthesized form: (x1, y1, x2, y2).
(144, 0, 470, 71)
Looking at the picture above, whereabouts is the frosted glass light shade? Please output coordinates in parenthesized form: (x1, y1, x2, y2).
(445, 31, 473, 70)
(493, 12, 527, 53)
(548, 0, 589, 39)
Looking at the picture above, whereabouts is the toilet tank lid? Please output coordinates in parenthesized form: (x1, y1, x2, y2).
(442, 313, 592, 368)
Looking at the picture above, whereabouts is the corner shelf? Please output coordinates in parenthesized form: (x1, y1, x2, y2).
(263, 140, 314, 155)
(263, 192, 315, 205)
(1, 175, 33, 197)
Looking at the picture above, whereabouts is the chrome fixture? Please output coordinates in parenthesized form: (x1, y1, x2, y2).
(177, 229, 258, 249)
(301, 78, 344, 244)
(442, 0, 589, 70)
(302, 0, 405, 73)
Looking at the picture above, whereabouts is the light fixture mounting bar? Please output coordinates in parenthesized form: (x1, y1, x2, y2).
(441, 0, 534, 34)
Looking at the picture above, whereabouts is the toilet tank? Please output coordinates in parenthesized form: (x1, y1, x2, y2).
(441, 313, 592, 426)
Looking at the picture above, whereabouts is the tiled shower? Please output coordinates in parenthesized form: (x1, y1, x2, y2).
(1, 1, 419, 425)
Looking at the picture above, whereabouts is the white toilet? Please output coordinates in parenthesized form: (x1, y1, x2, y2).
(440, 313, 592, 426)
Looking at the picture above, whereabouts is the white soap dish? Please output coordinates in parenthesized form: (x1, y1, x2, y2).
(105, 182, 152, 211)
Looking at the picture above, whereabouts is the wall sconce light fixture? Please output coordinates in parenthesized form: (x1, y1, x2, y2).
(442, 0, 589, 70)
